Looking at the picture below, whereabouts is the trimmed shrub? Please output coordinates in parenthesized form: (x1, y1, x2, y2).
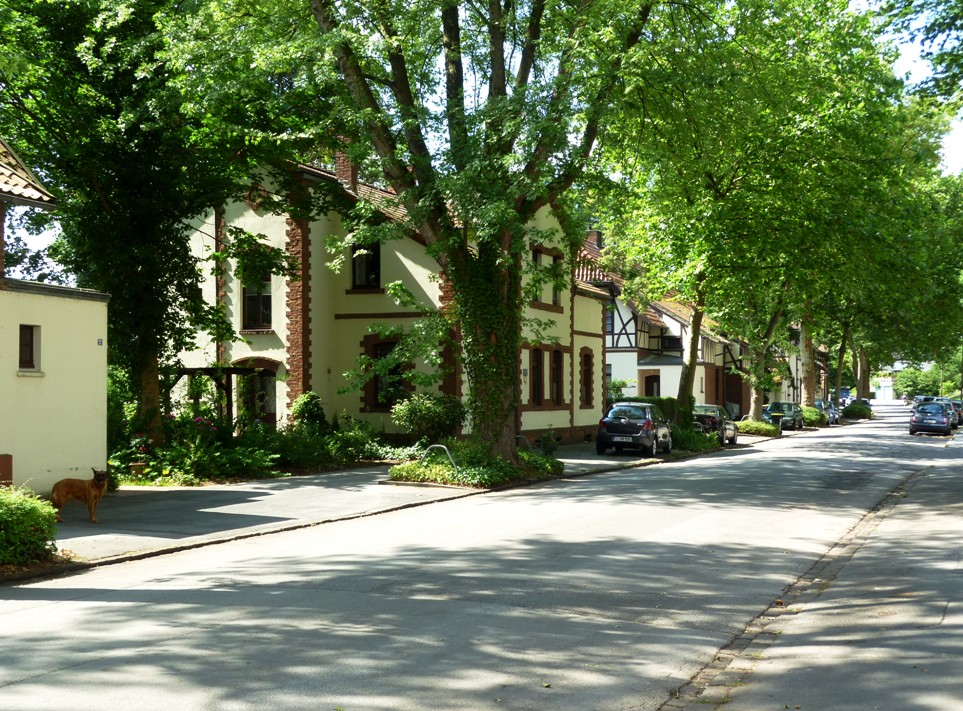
(391, 393, 465, 443)
(0, 486, 58, 565)
(736, 419, 780, 437)
(803, 406, 828, 427)
(389, 438, 563, 488)
(671, 425, 720, 452)
(606, 395, 680, 423)
(842, 403, 873, 420)
(290, 392, 331, 433)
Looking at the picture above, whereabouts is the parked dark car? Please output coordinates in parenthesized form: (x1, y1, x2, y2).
(813, 399, 839, 425)
(596, 402, 672, 456)
(762, 401, 805, 430)
(693, 404, 738, 446)
(909, 401, 953, 436)
(934, 397, 959, 428)
(951, 401, 963, 427)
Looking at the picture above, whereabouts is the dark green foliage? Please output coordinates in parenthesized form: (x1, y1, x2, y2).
(606, 396, 680, 423)
(0, 487, 58, 565)
(390, 393, 466, 443)
(389, 438, 563, 488)
(803, 406, 828, 427)
(670, 426, 719, 452)
(289, 392, 331, 433)
(842, 403, 873, 420)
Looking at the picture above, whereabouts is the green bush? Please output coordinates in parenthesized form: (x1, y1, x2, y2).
(389, 438, 563, 488)
(606, 395, 680, 423)
(803, 406, 828, 427)
(671, 426, 720, 452)
(736, 419, 780, 437)
(391, 393, 466, 443)
(290, 392, 331, 433)
(842, 403, 873, 420)
(0, 486, 58, 565)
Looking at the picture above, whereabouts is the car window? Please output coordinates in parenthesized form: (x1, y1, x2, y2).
(609, 406, 648, 420)
(918, 403, 944, 414)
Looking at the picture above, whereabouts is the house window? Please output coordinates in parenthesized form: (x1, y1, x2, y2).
(605, 363, 612, 386)
(531, 348, 544, 405)
(242, 272, 272, 330)
(362, 339, 407, 411)
(605, 307, 615, 334)
(19, 325, 38, 370)
(552, 256, 562, 306)
(352, 243, 381, 289)
(580, 350, 594, 408)
(551, 350, 564, 405)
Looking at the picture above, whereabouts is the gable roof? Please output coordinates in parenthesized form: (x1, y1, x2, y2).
(0, 138, 55, 209)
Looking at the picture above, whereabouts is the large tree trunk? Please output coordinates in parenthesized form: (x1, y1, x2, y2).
(748, 347, 768, 419)
(799, 315, 817, 406)
(676, 283, 705, 420)
(138, 348, 164, 445)
(857, 347, 871, 399)
(450, 240, 523, 463)
(834, 323, 849, 407)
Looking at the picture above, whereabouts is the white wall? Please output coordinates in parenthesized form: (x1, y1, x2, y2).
(0, 282, 108, 493)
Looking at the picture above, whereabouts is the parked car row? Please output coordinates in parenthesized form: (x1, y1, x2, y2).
(693, 404, 738, 446)
(908, 396, 961, 434)
(761, 401, 805, 430)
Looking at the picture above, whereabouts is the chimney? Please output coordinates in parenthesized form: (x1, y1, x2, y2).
(587, 228, 603, 250)
(335, 152, 358, 193)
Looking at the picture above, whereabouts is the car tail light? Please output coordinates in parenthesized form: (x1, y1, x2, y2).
(641, 420, 654, 431)
(598, 420, 607, 432)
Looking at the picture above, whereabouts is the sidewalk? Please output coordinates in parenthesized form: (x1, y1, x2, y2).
(46, 431, 787, 567)
(49, 442, 665, 565)
(683, 435, 963, 711)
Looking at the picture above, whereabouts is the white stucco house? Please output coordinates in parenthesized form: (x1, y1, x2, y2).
(179, 158, 608, 443)
(1, 137, 109, 493)
(577, 230, 751, 414)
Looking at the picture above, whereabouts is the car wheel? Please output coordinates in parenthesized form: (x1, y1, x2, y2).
(909, 429, 916, 435)
(662, 434, 672, 454)
(718, 431, 726, 447)
(595, 440, 607, 455)
(648, 438, 658, 458)
(728, 430, 738, 445)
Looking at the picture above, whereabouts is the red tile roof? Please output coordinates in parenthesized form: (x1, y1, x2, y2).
(0, 138, 55, 208)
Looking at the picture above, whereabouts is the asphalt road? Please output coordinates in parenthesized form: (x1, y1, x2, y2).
(2, 402, 959, 710)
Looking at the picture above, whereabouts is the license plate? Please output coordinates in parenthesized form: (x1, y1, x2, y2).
(612, 436, 633, 443)
(924, 419, 936, 424)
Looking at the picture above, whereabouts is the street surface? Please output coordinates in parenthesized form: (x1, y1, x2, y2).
(2, 402, 960, 710)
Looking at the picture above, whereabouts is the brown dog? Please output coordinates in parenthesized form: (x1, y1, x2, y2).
(51, 468, 109, 523)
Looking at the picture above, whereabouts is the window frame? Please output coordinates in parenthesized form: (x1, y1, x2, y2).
(18, 324, 37, 370)
(351, 243, 382, 290)
(242, 271, 273, 331)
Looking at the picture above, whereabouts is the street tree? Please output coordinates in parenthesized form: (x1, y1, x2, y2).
(0, 0, 288, 442)
(590, 0, 951, 416)
(164, 0, 707, 461)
